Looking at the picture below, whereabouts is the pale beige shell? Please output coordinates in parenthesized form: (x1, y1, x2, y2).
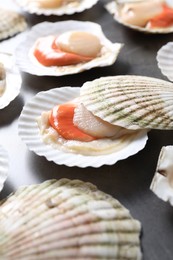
(14, 0, 99, 16)
(157, 42, 173, 82)
(80, 75, 173, 130)
(150, 146, 173, 206)
(105, 1, 173, 33)
(0, 7, 27, 40)
(0, 178, 142, 259)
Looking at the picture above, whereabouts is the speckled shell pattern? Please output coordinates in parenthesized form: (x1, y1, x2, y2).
(0, 8, 27, 40)
(80, 75, 173, 130)
(0, 179, 142, 259)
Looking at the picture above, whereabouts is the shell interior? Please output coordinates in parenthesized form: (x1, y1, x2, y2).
(0, 7, 27, 40)
(15, 20, 122, 76)
(80, 75, 173, 130)
(14, 0, 99, 16)
(105, 1, 173, 34)
(0, 178, 142, 259)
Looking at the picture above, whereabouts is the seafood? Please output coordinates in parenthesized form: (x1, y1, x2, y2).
(37, 82, 147, 156)
(15, 0, 99, 15)
(150, 146, 173, 206)
(0, 178, 142, 259)
(106, 0, 173, 33)
(33, 31, 102, 66)
(15, 21, 122, 76)
(0, 63, 6, 97)
(18, 87, 148, 167)
(0, 8, 27, 40)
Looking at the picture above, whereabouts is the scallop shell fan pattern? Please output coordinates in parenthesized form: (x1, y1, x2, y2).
(80, 75, 173, 130)
(0, 178, 142, 259)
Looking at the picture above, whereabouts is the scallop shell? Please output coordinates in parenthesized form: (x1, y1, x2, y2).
(0, 53, 22, 109)
(157, 42, 173, 82)
(0, 7, 27, 40)
(150, 146, 173, 206)
(15, 0, 99, 16)
(0, 178, 142, 259)
(18, 87, 148, 168)
(0, 145, 8, 192)
(105, 1, 173, 33)
(80, 75, 173, 130)
(15, 21, 122, 76)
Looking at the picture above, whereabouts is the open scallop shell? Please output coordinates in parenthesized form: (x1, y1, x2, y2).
(105, 1, 173, 33)
(18, 87, 148, 168)
(0, 178, 142, 259)
(80, 75, 173, 130)
(15, 21, 122, 76)
(15, 0, 99, 16)
(0, 145, 8, 192)
(157, 42, 173, 82)
(150, 146, 173, 206)
(0, 7, 27, 41)
(0, 53, 22, 109)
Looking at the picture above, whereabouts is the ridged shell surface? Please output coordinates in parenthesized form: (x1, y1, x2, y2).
(105, 1, 173, 34)
(80, 75, 173, 130)
(0, 7, 27, 40)
(157, 42, 173, 82)
(15, 0, 99, 16)
(0, 145, 8, 191)
(0, 178, 142, 259)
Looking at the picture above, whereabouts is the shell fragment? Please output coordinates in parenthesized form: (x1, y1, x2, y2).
(150, 146, 173, 206)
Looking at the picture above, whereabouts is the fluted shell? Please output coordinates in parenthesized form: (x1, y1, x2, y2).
(80, 75, 173, 130)
(150, 146, 173, 206)
(0, 145, 8, 191)
(0, 7, 27, 40)
(157, 42, 173, 82)
(15, 0, 99, 16)
(105, 1, 173, 34)
(0, 178, 142, 259)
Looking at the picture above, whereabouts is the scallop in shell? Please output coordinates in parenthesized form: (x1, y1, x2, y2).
(0, 7, 27, 40)
(0, 178, 142, 259)
(15, 0, 99, 16)
(80, 75, 173, 130)
(157, 42, 173, 82)
(105, 0, 173, 33)
(15, 21, 123, 76)
(18, 86, 148, 167)
(0, 145, 8, 192)
(150, 146, 173, 206)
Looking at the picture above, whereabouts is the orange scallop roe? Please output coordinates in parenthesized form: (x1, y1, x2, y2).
(149, 4, 173, 28)
(49, 103, 97, 142)
(33, 35, 94, 66)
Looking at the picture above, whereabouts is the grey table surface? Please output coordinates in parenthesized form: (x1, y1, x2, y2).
(1, 0, 173, 259)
